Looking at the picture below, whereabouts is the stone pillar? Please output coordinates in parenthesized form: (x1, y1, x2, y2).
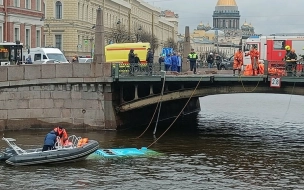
(93, 6, 105, 64)
(134, 84, 139, 99)
(103, 84, 118, 129)
(149, 84, 153, 95)
(182, 26, 191, 72)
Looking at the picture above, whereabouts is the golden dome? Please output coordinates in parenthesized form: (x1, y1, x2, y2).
(199, 21, 203, 25)
(243, 20, 249, 26)
(216, 0, 237, 6)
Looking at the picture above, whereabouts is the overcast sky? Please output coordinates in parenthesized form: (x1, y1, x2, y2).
(144, 0, 304, 35)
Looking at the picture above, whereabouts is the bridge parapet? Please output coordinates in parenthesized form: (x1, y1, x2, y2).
(0, 63, 113, 87)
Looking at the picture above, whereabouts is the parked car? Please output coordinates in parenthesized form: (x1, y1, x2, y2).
(78, 58, 93, 63)
(219, 55, 234, 70)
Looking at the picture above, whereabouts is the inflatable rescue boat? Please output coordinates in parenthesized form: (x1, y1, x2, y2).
(0, 136, 99, 166)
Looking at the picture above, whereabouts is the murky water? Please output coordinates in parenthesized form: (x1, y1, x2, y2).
(1, 93, 304, 190)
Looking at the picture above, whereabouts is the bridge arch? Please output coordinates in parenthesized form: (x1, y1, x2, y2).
(118, 82, 304, 112)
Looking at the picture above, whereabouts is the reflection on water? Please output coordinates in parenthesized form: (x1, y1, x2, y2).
(1, 93, 304, 189)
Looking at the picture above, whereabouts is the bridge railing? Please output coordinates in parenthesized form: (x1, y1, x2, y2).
(112, 63, 164, 78)
(265, 60, 304, 77)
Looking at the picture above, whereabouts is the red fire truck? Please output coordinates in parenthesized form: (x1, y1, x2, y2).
(243, 35, 304, 65)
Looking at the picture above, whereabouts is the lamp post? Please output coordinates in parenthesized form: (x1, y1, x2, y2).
(136, 26, 142, 42)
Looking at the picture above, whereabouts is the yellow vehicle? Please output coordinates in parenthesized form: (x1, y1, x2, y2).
(105, 42, 150, 63)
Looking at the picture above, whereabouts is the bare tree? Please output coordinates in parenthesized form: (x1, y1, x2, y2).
(107, 24, 132, 43)
(135, 30, 159, 52)
(164, 37, 178, 50)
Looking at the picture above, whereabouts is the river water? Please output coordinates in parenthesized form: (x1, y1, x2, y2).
(1, 93, 304, 190)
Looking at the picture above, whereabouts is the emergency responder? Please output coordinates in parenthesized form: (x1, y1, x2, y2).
(233, 48, 243, 76)
(245, 45, 259, 76)
(187, 48, 198, 74)
(53, 126, 68, 146)
(284, 45, 291, 61)
(286, 49, 297, 76)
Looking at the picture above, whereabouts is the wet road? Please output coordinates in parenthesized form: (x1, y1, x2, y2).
(0, 93, 304, 190)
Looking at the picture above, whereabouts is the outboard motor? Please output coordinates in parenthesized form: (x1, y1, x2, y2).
(0, 148, 17, 161)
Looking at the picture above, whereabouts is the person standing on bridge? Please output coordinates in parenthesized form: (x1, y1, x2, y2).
(283, 45, 291, 61)
(146, 48, 154, 76)
(128, 49, 135, 75)
(188, 48, 198, 74)
(233, 48, 243, 76)
(245, 45, 259, 76)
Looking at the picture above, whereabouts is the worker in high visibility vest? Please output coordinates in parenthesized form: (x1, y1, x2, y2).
(187, 48, 198, 74)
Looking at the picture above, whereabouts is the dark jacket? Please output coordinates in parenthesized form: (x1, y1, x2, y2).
(146, 50, 154, 63)
(134, 57, 140, 64)
(44, 130, 57, 146)
(207, 55, 214, 63)
(158, 57, 164, 64)
(128, 51, 135, 64)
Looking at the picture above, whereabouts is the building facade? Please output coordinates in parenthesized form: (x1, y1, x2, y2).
(44, 0, 178, 58)
(0, 0, 44, 49)
(213, 0, 240, 29)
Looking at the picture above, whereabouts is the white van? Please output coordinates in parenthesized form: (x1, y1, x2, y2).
(25, 47, 69, 64)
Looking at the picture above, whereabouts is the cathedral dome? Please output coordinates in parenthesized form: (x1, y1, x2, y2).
(197, 22, 206, 30)
(216, 0, 237, 6)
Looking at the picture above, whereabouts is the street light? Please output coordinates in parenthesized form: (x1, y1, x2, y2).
(136, 26, 142, 42)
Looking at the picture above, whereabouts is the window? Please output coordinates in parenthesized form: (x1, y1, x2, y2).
(55, 35, 62, 50)
(78, 3, 80, 19)
(14, 28, 20, 41)
(25, 0, 30, 9)
(34, 54, 41, 61)
(43, 34, 46, 47)
(0, 0, 3, 5)
(86, 5, 89, 21)
(43, 2, 45, 15)
(14, 0, 20, 7)
(273, 40, 286, 50)
(55, 1, 62, 19)
(25, 29, 30, 48)
(0, 25, 2, 42)
(36, 30, 41, 47)
(36, 0, 41, 11)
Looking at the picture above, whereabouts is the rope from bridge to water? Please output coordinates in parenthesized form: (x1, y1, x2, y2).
(281, 82, 296, 125)
(238, 74, 263, 92)
(147, 75, 204, 148)
(136, 72, 166, 139)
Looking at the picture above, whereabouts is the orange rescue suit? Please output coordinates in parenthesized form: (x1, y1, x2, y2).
(54, 127, 68, 145)
(233, 51, 243, 70)
(246, 49, 260, 74)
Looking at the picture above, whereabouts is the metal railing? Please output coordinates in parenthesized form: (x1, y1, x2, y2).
(112, 63, 164, 78)
(54, 135, 81, 149)
(266, 60, 304, 77)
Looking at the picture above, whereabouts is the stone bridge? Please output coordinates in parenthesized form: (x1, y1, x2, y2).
(0, 63, 304, 131)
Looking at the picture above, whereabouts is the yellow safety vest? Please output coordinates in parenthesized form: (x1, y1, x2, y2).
(188, 53, 197, 58)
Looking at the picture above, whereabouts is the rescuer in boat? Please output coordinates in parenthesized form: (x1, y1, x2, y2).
(245, 45, 259, 76)
(53, 126, 69, 146)
(42, 130, 58, 151)
(233, 48, 243, 76)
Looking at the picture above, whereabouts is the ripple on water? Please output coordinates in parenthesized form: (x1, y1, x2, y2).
(1, 94, 304, 189)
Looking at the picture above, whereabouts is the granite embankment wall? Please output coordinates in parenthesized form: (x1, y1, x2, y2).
(0, 63, 116, 131)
